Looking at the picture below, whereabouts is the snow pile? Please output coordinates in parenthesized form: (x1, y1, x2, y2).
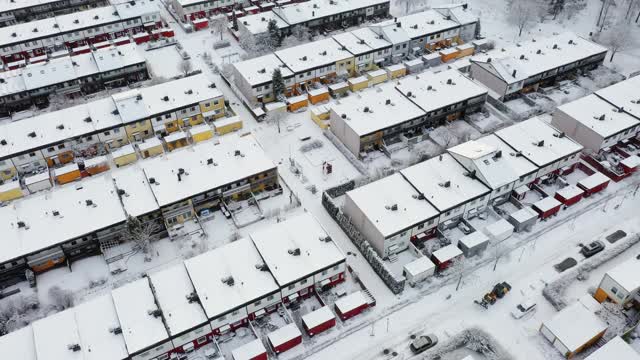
(424, 327, 513, 360)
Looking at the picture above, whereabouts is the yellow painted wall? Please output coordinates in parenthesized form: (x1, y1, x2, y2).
(165, 119, 184, 133)
(0, 166, 17, 181)
(167, 139, 189, 151)
(215, 119, 243, 135)
(349, 79, 369, 92)
(200, 97, 226, 120)
(191, 129, 214, 143)
(311, 111, 330, 130)
(337, 57, 356, 76)
(114, 153, 137, 167)
(140, 145, 164, 159)
(367, 73, 388, 86)
(387, 67, 407, 79)
(0, 187, 24, 202)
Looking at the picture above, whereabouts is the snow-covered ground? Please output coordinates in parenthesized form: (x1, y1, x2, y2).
(2, 0, 640, 359)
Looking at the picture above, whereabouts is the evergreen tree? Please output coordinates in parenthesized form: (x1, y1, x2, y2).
(267, 19, 281, 48)
(272, 68, 285, 101)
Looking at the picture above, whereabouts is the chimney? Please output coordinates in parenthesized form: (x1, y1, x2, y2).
(512, 69, 517, 78)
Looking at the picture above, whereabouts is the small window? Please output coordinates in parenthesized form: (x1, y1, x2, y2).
(288, 284, 295, 290)
(611, 287, 618, 294)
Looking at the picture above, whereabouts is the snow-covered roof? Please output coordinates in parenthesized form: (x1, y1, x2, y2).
(495, 117, 583, 167)
(231, 339, 266, 360)
(54, 162, 79, 177)
(84, 155, 108, 168)
(0, 0, 63, 13)
(32, 307, 82, 360)
(301, 306, 335, 330)
(556, 185, 584, 200)
(93, 43, 145, 73)
(556, 95, 639, 139)
(585, 336, 640, 360)
(267, 323, 301, 347)
(0, 98, 122, 160)
(273, 0, 388, 26)
(137, 137, 163, 151)
(335, 291, 367, 313)
(250, 213, 345, 287)
(55, 5, 120, 32)
(478, 134, 538, 178)
(595, 76, 640, 120)
(22, 57, 77, 91)
(0, 175, 126, 264)
(448, 139, 519, 189)
(113, 0, 159, 20)
(0, 179, 20, 192)
(332, 31, 376, 56)
(0, 17, 59, 47)
(0, 69, 26, 97)
(509, 206, 538, 223)
(330, 81, 425, 136)
(234, 53, 293, 87)
(621, 155, 640, 169)
(113, 74, 222, 123)
(111, 143, 135, 158)
(433, 3, 478, 25)
(112, 165, 159, 218)
(400, 153, 491, 212)
(141, 135, 275, 207)
(369, 21, 410, 45)
(346, 173, 439, 238)
(533, 196, 562, 212)
(189, 123, 213, 136)
(111, 277, 170, 355)
(483, 219, 514, 239)
(403, 256, 436, 277)
(184, 237, 279, 320)
(605, 258, 640, 292)
(75, 294, 129, 360)
(0, 326, 36, 360)
(577, 172, 609, 190)
(214, 115, 242, 127)
(275, 38, 353, 74)
(239, 11, 288, 35)
(432, 244, 463, 262)
(308, 87, 328, 97)
(349, 27, 392, 51)
(543, 301, 607, 352)
(395, 69, 487, 115)
(381, 10, 460, 40)
(164, 130, 187, 143)
(24, 172, 51, 186)
(150, 264, 209, 337)
(459, 231, 489, 249)
(471, 32, 607, 84)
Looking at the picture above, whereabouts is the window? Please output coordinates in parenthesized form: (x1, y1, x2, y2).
(47, 147, 55, 152)
(165, 114, 171, 119)
(611, 287, 618, 294)
(267, 295, 274, 301)
(196, 336, 207, 345)
(417, 223, 424, 230)
(104, 131, 110, 136)
(288, 284, 295, 290)
(300, 278, 308, 285)
(29, 152, 36, 157)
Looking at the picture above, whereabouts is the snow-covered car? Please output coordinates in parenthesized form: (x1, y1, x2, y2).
(410, 334, 438, 354)
(580, 241, 605, 258)
(511, 301, 537, 319)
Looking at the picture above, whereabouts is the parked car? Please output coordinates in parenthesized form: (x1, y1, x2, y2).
(410, 334, 438, 354)
(511, 301, 537, 319)
(580, 241, 605, 258)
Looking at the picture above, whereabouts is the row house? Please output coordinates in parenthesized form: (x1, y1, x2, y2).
(344, 173, 440, 259)
(0, 175, 129, 284)
(140, 135, 278, 228)
(172, 0, 244, 23)
(112, 278, 174, 360)
(0, 97, 126, 176)
(349, 27, 393, 66)
(184, 237, 281, 336)
(495, 117, 584, 180)
(329, 81, 426, 157)
(274, 37, 355, 94)
(32, 294, 129, 360)
(0, 0, 109, 27)
(401, 153, 492, 228)
(149, 264, 214, 354)
(329, 69, 487, 158)
(271, 0, 390, 33)
(232, 53, 295, 104)
(0, 0, 161, 65)
(236, 9, 288, 41)
(552, 94, 640, 153)
(332, 31, 388, 74)
(1, 43, 148, 115)
(0, 211, 349, 360)
(113, 74, 225, 137)
(448, 134, 539, 205)
(469, 32, 607, 100)
(251, 213, 347, 302)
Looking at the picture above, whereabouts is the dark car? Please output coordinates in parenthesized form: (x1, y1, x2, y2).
(580, 241, 605, 258)
(410, 334, 438, 354)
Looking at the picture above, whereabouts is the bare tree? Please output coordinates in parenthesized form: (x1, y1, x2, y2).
(125, 215, 161, 261)
(447, 257, 469, 291)
(210, 14, 229, 41)
(596, 20, 637, 62)
(266, 110, 286, 134)
(507, 0, 546, 37)
(48, 286, 74, 311)
(490, 239, 509, 271)
(178, 59, 193, 77)
(395, 0, 429, 15)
